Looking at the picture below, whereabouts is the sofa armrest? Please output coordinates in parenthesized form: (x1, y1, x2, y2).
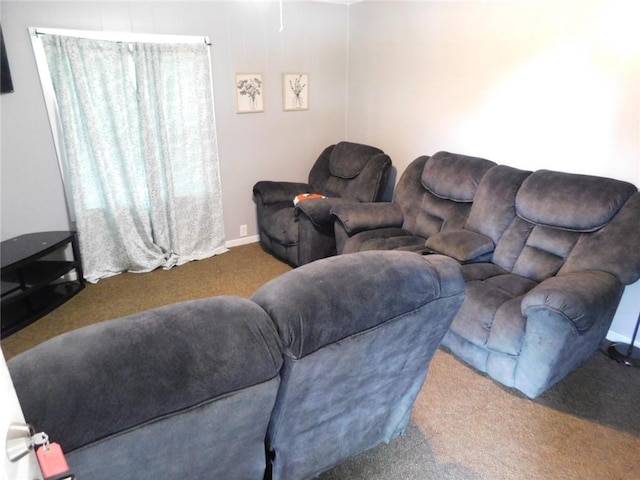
(331, 202, 404, 236)
(522, 271, 622, 334)
(425, 229, 494, 263)
(295, 197, 346, 227)
(515, 271, 623, 397)
(253, 180, 311, 205)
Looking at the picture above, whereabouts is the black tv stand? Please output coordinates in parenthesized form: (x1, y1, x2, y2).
(1, 231, 85, 338)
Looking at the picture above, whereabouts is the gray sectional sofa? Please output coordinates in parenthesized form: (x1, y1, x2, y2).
(332, 151, 640, 398)
(8, 250, 464, 480)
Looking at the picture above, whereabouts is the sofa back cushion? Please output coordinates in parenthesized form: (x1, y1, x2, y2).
(328, 141, 383, 179)
(561, 192, 640, 284)
(492, 170, 639, 283)
(308, 142, 391, 202)
(465, 165, 532, 243)
(395, 153, 496, 239)
(515, 170, 636, 231)
(421, 151, 496, 202)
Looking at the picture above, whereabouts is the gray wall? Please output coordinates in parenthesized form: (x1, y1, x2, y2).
(345, 0, 640, 346)
(0, 0, 348, 242)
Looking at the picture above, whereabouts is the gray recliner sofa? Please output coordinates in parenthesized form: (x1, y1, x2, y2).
(8, 250, 464, 479)
(332, 152, 640, 398)
(332, 152, 496, 255)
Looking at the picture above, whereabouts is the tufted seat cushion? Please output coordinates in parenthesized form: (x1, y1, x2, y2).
(449, 264, 538, 357)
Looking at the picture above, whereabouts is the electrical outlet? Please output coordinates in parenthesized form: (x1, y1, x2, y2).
(240, 224, 248, 237)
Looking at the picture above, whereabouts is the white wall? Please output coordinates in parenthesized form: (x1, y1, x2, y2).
(346, 0, 640, 344)
(0, 0, 348, 242)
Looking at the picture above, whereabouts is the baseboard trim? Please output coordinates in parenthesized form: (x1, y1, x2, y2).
(606, 331, 640, 348)
(225, 235, 260, 248)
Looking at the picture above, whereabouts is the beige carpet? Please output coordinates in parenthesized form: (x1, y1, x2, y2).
(3, 243, 639, 479)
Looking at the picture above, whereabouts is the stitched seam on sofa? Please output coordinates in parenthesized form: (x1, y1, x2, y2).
(421, 185, 470, 202)
(297, 311, 306, 359)
(484, 279, 535, 299)
(486, 346, 519, 358)
(482, 281, 522, 299)
(523, 306, 581, 335)
(370, 157, 389, 202)
(263, 229, 298, 247)
(66, 374, 281, 454)
(514, 211, 607, 233)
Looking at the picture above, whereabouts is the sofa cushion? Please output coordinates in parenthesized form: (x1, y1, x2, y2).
(421, 151, 496, 202)
(347, 228, 427, 253)
(412, 192, 472, 239)
(329, 142, 383, 179)
(515, 170, 637, 232)
(425, 229, 494, 263)
(464, 165, 532, 242)
(560, 192, 640, 285)
(449, 269, 538, 353)
(510, 225, 580, 282)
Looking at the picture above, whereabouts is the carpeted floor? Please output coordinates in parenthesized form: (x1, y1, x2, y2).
(3, 243, 639, 479)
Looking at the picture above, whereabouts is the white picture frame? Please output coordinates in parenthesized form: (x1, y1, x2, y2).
(236, 73, 264, 113)
(283, 72, 309, 111)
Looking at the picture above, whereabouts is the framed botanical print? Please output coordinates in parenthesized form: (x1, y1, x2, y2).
(236, 73, 264, 113)
(283, 72, 309, 111)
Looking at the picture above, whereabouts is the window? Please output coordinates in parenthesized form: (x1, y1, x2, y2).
(31, 28, 227, 282)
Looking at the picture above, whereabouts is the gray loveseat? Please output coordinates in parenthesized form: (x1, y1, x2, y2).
(8, 250, 464, 480)
(332, 152, 640, 398)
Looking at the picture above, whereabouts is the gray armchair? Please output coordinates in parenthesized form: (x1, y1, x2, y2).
(253, 142, 391, 266)
(252, 251, 465, 479)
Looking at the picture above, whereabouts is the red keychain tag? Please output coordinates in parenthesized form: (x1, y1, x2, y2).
(36, 442, 71, 479)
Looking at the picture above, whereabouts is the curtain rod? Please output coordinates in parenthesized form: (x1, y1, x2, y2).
(33, 28, 211, 46)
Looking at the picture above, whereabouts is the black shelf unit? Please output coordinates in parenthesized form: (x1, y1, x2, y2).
(1, 231, 85, 338)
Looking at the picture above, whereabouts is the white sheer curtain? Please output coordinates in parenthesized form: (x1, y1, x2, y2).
(40, 34, 226, 282)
